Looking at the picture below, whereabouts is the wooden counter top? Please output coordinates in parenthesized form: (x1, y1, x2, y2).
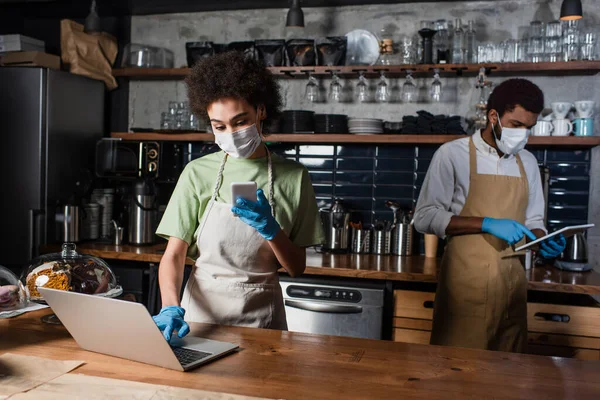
(2, 309, 600, 399)
(50, 242, 600, 295)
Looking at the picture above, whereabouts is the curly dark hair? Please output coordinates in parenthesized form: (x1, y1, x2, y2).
(487, 78, 544, 117)
(186, 51, 283, 120)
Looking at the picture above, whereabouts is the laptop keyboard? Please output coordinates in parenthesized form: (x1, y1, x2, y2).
(172, 347, 212, 366)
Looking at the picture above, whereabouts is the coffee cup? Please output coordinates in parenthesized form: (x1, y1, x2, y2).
(574, 101, 595, 119)
(573, 118, 594, 137)
(532, 120, 553, 136)
(551, 102, 574, 119)
(552, 119, 574, 136)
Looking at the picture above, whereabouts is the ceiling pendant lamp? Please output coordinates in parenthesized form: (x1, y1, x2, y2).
(560, 0, 583, 21)
(286, 0, 305, 28)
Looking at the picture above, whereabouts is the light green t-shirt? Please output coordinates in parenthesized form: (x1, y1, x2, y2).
(156, 151, 324, 257)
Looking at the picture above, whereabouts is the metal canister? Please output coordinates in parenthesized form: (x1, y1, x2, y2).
(56, 205, 80, 243)
(373, 230, 391, 255)
(351, 228, 372, 254)
(391, 223, 414, 256)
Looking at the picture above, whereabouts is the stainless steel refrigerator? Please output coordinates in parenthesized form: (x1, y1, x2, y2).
(0, 68, 104, 270)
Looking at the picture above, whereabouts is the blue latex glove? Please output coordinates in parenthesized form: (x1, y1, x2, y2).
(152, 306, 190, 342)
(538, 233, 566, 259)
(481, 217, 537, 245)
(231, 189, 281, 241)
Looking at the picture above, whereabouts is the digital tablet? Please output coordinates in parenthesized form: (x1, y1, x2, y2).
(515, 223, 595, 251)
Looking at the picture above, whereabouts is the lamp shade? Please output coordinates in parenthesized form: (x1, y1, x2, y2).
(286, 0, 304, 27)
(560, 0, 583, 21)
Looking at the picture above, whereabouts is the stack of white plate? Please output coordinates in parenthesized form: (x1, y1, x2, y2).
(348, 118, 384, 134)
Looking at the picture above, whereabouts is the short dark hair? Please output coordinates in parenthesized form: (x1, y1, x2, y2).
(486, 78, 544, 117)
(186, 51, 283, 120)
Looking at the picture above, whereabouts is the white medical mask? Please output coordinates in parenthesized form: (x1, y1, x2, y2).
(492, 117, 530, 156)
(214, 122, 262, 159)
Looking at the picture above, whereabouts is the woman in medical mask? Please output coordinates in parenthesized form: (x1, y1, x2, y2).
(413, 79, 566, 353)
(152, 52, 324, 341)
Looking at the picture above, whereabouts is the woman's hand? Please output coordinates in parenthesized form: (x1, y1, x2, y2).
(231, 189, 306, 277)
(231, 189, 280, 240)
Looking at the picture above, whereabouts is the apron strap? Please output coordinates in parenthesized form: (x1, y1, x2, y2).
(212, 147, 276, 217)
(468, 137, 477, 178)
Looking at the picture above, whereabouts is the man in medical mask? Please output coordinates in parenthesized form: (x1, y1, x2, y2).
(414, 79, 566, 352)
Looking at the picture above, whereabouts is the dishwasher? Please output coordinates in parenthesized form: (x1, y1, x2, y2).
(279, 276, 385, 340)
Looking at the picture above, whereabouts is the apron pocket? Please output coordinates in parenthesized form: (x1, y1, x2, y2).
(445, 262, 490, 319)
(186, 279, 275, 329)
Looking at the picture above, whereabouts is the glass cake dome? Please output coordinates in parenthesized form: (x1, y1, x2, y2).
(21, 243, 122, 303)
(0, 265, 29, 311)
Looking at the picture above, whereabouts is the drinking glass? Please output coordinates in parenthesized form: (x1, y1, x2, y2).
(545, 20, 562, 62)
(503, 40, 517, 63)
(305, 74, 319, 102)
(563, 20, 580, 61)
(355, 72, 370, 103)
(168, 101, 178, 116)
(580, 31, 597, 61)
(517, 39, 529, 62)
(429, 69, 442, 102)
(528, 21, 545, 63)
(400, 36, 416, 64)
(329, 72, 343, 103)
(375, 71, 390, 103)
(401, 70, 417, 103)
(160, 112, 174, 130)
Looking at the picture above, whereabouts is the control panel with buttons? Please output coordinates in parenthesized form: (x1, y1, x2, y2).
(287, 286, 362, 303)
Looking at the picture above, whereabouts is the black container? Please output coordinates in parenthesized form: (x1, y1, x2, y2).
(255, 39, 286, 67)
(286, 39, 316, 66)
(186, 41, 215, 67)
(316, 37, 347, 66)
(227, 41, 256, 60)
(418, 29, 437, 64)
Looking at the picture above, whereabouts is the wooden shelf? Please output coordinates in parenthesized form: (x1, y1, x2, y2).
(112, 61, 600, 79)
(110, 132, 600, 147)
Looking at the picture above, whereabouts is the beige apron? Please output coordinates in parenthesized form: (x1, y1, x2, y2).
(180, 150, 287, 330)
(430, 138, 529, 352)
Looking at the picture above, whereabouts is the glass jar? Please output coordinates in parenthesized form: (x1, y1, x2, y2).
(21, 243, 123, 303)
(1, 265, 29, 311)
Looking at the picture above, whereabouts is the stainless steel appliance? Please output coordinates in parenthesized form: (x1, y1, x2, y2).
(0, 68, 104, 269)
(562, 233, 588, 263)
(95, 139, 160, 179)
(555, 233, 591, 272)
(280, 277, 384, 340)
(55, 205, 80, 243)
(128, 178, 158, 245)
(320, 199, 350, 252)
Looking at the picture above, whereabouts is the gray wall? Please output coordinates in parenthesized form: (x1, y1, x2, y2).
(128, 0, 600, 269)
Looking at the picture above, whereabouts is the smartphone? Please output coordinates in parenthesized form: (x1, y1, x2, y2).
(231, 182, 258, 205)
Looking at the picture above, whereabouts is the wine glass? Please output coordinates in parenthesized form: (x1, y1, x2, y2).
(375, 71, 390, 103)
(329, 72, 343, 103)
(401, 70, 417, 103)
(355, 72, 370, 103)
(305, 73, 319, 103)
(429, 69, 442, 102)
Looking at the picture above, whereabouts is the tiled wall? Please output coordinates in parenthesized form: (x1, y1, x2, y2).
(173, 142, 591, 232)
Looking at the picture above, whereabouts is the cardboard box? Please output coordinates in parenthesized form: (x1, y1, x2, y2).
(0, 34, 45, 53)
(0, 51, 61, 69)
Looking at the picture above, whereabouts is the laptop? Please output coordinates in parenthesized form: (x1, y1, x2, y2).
(38, 287, 239, 371)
